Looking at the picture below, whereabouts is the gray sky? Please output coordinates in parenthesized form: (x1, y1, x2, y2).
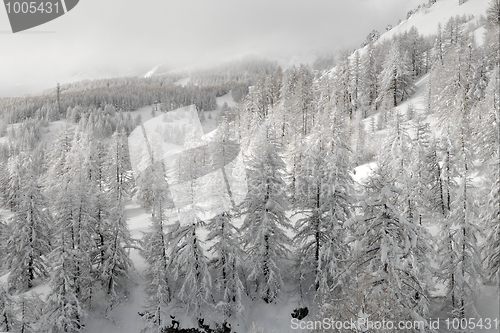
(0, 0, 422, 98)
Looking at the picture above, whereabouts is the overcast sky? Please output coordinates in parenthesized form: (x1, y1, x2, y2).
(0, 0, 422, 97)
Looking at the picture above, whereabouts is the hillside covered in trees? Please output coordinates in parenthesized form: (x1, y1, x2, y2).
(0, 0, 498, 332)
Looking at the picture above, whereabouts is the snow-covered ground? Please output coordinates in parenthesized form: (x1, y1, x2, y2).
(379, 0, 490, 41)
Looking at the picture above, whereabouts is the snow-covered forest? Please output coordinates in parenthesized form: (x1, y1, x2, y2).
(0, 0, 499, 332)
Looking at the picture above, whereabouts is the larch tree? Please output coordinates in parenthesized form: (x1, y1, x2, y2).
(0, 286, 16, 332)
(293, 110, 353, 295)
(17, 292, 44, 333)
(378, 112, 416, 221)
(86, 137, 112, 290)
(169, 216, 212, 319)
(240, 124, 291, 303)
(102, 130, 134, 299)
(43, 130, 96, 332)
(332, 52, 353, 120)
(340, 166, 434, 332)
(4, 151, 51, 292)
(204, 117, 245, 318)
(477, 68, 500, 285)
(434, 39, 484, 319)
(360, 41, 379, 117)
(139, 128, 173, 331)
(377, 41, 415, 109)
(206, 212, 245, 318)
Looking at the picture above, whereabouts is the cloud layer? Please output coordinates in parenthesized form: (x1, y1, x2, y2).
(0, 0, 422, 97)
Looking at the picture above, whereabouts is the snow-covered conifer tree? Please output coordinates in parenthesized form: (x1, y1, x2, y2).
(479, 68, 500, 285)
(17, 292, 44, 333)
(102, 131, 134, 298)
(294, 110, 353, 294)
(332, 52, 353, 120)
(4, 152, 28, 211)
(360, 41, 379, 116)
(206, 212, 245, 317)
(83, 137, 112, 289)
(339, 166, 433, 330)
(43, 130, 95, 332)
(409, 113, 437, 223)
(431, 34, 485, 318)
(44, 235, 86, 333)
(65, 132, 98, 305)
(169, 216, 212, 318)
(0, 286, 16, 332)
(240, 124, 291, 303)
(349, 50, 361, 115)
(482, 164, 500, 285)
(438, 173, 483, 319)
(377, 41, 415, 108)
(295, 64, 314, 135)
(140, 207, 172, 332)
(379, 112, 415, 220)
(4, 152, 51, 292)
(140, 154, 173, 331)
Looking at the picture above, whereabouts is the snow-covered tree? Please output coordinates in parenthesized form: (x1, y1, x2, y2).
(349, 50, 361, 115)
(295, 64, 314, 135)
(409, 113, 439, 222)
(0, 286, 16, 332)
(476, 67, 500, 287)
(206, 212, 245, 317)
(65, 132, 98, 306)
(140, 208, 172, 332)
(240, 125, 291, 303)
(294, 111, 354, 294)
(332, 52, 353, 120)
(378, 112, 416, 220)
(140, 158, 173, 331)
(339, 166, 434, 331)
(80, 137, 112, 295)
(482, 164, 500, 285)
(170, 216, 212, 318)
(4, 153, 25, 211)
(437, 173, 483, 319)
(436, 72, 483, 319)
(274, 66, 299, 143)
(4, 153, 51, 292)
(43, 130, 96, 332)
(377, 41, 415, 108)
(102, 131, 134, 298)
(43, 171, 87, 333)
(42, 125, 74, 199)
(360, 41, 379, 116)
(17, 292, 44, 333)
(43, 238, 87, 333)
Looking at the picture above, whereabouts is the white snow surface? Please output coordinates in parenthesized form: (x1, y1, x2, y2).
(379, 0, 489, 41)
(352, 0, 490, 60)
(143, 64, 164, 78)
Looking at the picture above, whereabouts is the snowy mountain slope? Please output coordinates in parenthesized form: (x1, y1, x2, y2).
(379, 0, 490, 41)
(144, 64, 166, 78)
(348, 0, 490, 61)
(360, 73, 430, 133)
